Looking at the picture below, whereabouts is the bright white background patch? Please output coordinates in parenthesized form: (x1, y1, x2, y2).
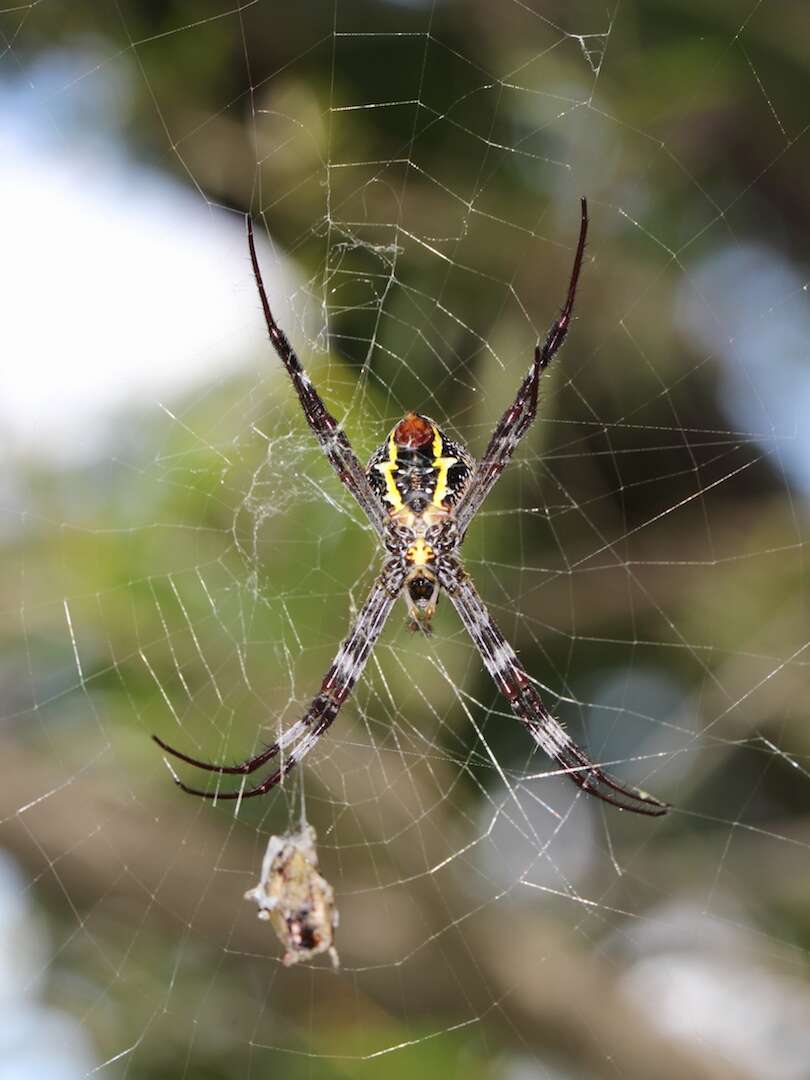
(0, 69, 295, 463)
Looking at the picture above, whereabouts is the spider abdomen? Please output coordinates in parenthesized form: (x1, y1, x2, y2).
(366, 412, 474, 515)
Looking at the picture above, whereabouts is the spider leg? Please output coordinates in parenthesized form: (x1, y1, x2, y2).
(455, 199, 588, 537)
(153, 571, 399, 799)
(440, 562, 668, 816)
(247, 217, 387, 537)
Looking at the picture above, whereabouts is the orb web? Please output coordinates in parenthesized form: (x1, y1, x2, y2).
(2, 2, 809, 1077)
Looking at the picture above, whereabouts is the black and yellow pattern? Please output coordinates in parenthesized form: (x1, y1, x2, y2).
(366, 415, 474, 515)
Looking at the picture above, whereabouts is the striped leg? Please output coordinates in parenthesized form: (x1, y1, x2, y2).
(443, 566, 667, 816)
(248, 217, 388, 537)
(154, 573, 399, 799)
(455, 199, 588, 538)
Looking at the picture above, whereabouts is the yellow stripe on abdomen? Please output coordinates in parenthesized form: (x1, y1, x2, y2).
(430, 425, 457, 507)
(375, 431, 404, 511)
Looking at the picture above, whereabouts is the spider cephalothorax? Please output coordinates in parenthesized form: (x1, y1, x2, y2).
(154, 200, 669, 817)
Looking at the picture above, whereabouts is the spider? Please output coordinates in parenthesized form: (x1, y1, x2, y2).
(153, 199, 668, 816)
